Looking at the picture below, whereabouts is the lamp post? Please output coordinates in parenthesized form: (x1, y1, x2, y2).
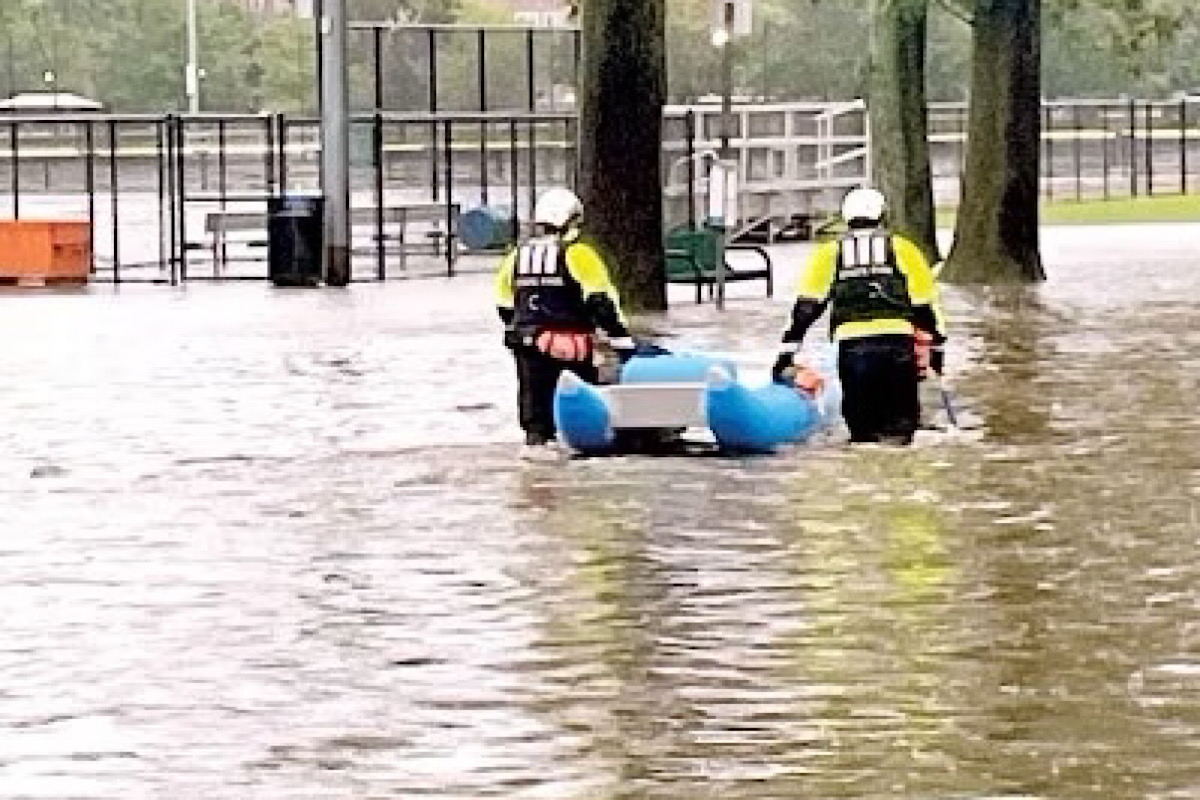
(712, 23, 732, 160)
(319, 0, 350, 286)
(186, 0, 200, 113)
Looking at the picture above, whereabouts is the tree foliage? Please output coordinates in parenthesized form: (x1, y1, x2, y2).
(0, 0, 1197, 113)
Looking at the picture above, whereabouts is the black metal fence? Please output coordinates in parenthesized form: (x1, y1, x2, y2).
(344, 23, 581, 115)
(1, 98, 1197, 284)
(0, 111, 580, 283)
(930, 98, 1200, 201)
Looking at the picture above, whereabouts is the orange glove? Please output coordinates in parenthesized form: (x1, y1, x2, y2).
(793, 365, 825, 396)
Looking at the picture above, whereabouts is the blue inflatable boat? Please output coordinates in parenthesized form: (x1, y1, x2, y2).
(554, 351, 838, 455)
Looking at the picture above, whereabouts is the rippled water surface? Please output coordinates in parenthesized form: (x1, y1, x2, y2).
(2, 224, 1199, 799)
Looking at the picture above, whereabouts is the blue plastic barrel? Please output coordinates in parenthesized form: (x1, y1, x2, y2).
(459, 206, 516, 251)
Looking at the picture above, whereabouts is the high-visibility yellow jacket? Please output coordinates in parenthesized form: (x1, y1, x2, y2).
(495, 234, 629, 339)
(783, 230, 945, 343)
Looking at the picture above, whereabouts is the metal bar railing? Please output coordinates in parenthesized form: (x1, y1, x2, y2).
(1145, 101, 1154, 197)
(1129, 98, 1138, 198)
(86, 121, 96, 271)
(177, 118, 189, 282)
(109, 119, 121, 283)
(374, 113, 385, 281)
(1181, 98, 1189, 196)
(9, 121, 18, 219)
(1, 100, 1196, 286)
(509, 119, 520, 242)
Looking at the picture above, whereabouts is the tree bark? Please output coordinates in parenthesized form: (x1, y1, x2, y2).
(868, 0, 940, 264)
(943, 0, 1045, 283)
(578, 0, 667, 311)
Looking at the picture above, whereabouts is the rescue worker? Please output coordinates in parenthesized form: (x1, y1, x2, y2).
(496, 188, 635, 450)
(771, 187, 946, 445)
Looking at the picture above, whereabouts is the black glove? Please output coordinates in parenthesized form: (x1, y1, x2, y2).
(634, 341, 670, 358)
(503, 328, 523, 351)
(610, 336, 637, 364)
(771, 350, 795, 384)
(930, 345, 945, 376)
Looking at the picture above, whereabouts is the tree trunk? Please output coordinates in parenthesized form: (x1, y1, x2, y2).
(868, 0, 940, 264)
(943, 0, 1045, 283)
(578, 0, 667, 311)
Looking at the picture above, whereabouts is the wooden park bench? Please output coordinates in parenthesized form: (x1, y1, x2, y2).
(664, 225, 774, 304)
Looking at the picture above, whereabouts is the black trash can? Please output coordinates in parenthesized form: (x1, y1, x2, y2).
(268, 195, 324, 287)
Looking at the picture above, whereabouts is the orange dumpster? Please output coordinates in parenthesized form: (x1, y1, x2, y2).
(0, 220, 92, 285)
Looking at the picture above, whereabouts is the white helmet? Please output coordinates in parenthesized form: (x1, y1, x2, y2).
(534, 188, 583, 231)
(841, 187, 887, 226)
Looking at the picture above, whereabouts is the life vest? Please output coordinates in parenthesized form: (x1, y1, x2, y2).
(511, 237, 594, 360)
(828, 230, 915, 332)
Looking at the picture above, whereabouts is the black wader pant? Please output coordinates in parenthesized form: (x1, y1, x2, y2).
(513, 346, 598, 444)
(838, 334, 921, 444)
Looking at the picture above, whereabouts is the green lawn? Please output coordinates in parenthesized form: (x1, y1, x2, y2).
(937, 194, 1200, 227)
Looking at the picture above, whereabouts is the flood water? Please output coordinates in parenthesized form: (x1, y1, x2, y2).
(1, 223, 1198, 799)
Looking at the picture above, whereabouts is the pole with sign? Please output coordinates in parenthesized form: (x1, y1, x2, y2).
(705, 156, 738, 310)
(709, 0, 750, 310)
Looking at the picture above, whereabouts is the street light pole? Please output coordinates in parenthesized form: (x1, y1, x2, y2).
(715, 3, 734, 160)
(319, 0, 350, 286)
(186, 0, 200, 114)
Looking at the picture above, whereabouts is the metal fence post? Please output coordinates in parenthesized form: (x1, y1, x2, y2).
(109, 120, 120, 283)
(1101, 103, 1110, 200)
(374, 112, 385, 281)
(1181, 98, 1188, 195)
(265, 114, 276, 197)
(156, 120, 166, 276)
(166, 116, 178, 285)
(1073, 104, 1082, 200)
(177, 117, 189, 282)
(478, 28, 489, 205)
(443, 119, 454, 277)
(686, 109, 696, 229)
(10, 121, 18, 219)
(1128, 98, 1138, 198)
(429, 28, 440, 201)
(217, 119, 228, 275)
(509, 119, 519, 242)
(86, 121, 96, 272)
(1145, 101, 1154, 197)
(373, 26, 384, 111)
(277, 113, 289, 193)
(528, 119, 538, 226)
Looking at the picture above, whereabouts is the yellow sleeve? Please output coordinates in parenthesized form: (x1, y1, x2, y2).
(494, 249, 517, 309)
(893, 235, 947, 334)
(892, 236, 936, 304)
(565, 242, 627, 323)
(793, 241, 837, 300)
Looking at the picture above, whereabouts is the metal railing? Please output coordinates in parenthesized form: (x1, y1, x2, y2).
(929, 97, 1200, 202)
(2, 98, 1196, 283)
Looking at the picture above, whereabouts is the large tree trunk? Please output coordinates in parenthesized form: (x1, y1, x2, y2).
(868, 0, 939, 264)
(943, 0, 1045, 283)
(578, 0, 667, 312)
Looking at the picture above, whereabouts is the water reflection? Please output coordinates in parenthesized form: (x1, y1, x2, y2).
(1, 226, 1198, 797)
